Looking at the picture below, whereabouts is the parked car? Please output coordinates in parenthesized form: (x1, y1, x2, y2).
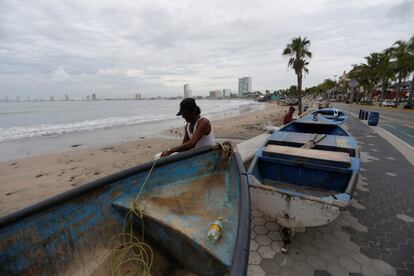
(404, 103, 414, 109)
(382, 100, 395, 107)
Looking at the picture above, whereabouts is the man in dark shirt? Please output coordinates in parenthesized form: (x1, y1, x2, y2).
(283, 106, 295, 125)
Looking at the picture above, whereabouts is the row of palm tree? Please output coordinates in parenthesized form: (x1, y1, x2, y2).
(348, 36, 414, 105)
(282, 35, 414, 109)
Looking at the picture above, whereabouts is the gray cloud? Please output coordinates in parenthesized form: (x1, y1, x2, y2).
(0, 0, 413, 99)
(388, 0, 414, 21)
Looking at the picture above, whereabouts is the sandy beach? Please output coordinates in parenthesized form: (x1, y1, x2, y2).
(0, 103, 286, 216)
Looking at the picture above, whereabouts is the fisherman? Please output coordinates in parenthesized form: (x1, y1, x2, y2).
(161, 98, 216, 157)
(283, 106, 295, 125)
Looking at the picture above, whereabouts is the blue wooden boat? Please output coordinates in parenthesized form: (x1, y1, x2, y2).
(312, 108, 347, 124)
(0, 145, 250, 275)
(247, 114, 359, 252)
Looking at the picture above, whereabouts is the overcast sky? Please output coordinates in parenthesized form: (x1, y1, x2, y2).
(1, 0, 413, 99)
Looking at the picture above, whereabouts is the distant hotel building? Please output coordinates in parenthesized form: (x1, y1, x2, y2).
(65, 94, 69, 101)
(135, 93, 141, 100)
(184, 84, 192, 98)
(92, 93, 97, 100)
(222, 89, 231, 98)
(238, 77, 252, 96)
(209, 90, 222, 99)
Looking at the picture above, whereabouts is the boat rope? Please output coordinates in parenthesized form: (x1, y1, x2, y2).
(217, 141, 232, 161)
(110, 159, 159, 276)
(302, 133, 327, 149)
(313, 134, 327, 145)
(135, 158, 158, 201)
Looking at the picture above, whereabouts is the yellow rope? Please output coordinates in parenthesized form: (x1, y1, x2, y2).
(110, 159, 158, 275)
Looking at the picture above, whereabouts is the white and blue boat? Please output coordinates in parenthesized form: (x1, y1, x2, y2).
(312, 108, 347, 125)
(247, 114, 359, 252)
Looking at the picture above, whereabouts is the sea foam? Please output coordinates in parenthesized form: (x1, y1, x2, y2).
(0, 100, 261, 142)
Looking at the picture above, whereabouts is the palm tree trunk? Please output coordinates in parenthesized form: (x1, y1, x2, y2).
(363, 86, 367, 102)
(380, 79, 386, 106)
(297, 73, 302, 114)
(356, 88, 359, 103)
(408, 74, 414, 105)
(396, 75, 402, 107)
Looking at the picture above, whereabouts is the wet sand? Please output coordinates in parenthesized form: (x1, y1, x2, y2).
(0, 103, 286, 216)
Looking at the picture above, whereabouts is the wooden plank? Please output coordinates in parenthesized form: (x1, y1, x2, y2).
(263, 144, 351, 164)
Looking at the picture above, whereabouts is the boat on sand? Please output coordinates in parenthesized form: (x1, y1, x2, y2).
(0, 144, 250, 275)
(247, 114, 360, 252)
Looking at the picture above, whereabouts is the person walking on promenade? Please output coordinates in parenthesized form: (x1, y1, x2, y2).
(283, 106, 296, 125)
(161, 98, 216, 157)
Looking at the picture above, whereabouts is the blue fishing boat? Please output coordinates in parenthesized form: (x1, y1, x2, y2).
(312, 108, 347, 124)
(0, 144, 250, 275)
(247, 114, 359, 252)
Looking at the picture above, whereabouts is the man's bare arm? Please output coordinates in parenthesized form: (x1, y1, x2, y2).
(169, 119, 210, 153)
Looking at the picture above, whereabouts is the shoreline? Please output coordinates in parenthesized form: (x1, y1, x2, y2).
(0, 102, 264, 162)
(0, 103, 286, 216)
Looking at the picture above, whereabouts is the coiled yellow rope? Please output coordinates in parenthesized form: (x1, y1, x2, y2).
(110, 159, 158, 275)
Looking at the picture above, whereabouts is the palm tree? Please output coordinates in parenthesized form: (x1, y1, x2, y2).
(406, 36, 414, 107)
(390, 39, 412, 105)
(363, 53, 382, 101)
(367, 50, 394, 105)
(349, 63, 376, 102)
(282, 36, 312, 113)
(348, 65, 365, 102)
(319, 79, 336, 104)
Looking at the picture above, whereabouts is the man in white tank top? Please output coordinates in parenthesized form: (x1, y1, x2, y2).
(161, 98, 216, 157)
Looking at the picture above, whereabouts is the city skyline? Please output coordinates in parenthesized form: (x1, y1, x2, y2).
(1, 0, 413, 99)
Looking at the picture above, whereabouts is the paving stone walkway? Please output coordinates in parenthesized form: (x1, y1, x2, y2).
(247, 116, 414, 276)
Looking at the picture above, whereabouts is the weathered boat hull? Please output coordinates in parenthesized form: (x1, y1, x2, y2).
(250, 181, 340, 228)
(0, 145, 250, 276)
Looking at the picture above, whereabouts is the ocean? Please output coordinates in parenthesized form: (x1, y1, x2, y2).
(0, 99, 262, 161)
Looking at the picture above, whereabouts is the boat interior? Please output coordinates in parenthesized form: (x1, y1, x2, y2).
(0, 149, 243, 276)
(250, 139, 355, 198)
(112, 171, 239, 275)
(281, 121, 348, 136)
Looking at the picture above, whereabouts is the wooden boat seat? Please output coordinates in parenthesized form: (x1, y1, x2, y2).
(263, 144, 351, 168)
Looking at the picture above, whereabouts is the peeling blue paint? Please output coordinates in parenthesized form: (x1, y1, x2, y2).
(0, 148, 247, 276)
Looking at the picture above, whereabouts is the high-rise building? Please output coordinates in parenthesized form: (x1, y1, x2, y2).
(92, 93, 96, 100)
(184, 84, 192, 98)
(5, 96, 9, 102)
(222, 89, 231, 98)
(50, 96, 54, 101)
(238, 77, 252, 96)
(135, 93, 141, 100)
(65, 94, 69, 101)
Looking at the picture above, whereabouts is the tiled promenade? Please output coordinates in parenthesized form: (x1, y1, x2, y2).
(247, 116, 414, 276)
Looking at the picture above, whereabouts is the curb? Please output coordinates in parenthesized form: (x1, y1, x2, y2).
(348, 112, 414, 166)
